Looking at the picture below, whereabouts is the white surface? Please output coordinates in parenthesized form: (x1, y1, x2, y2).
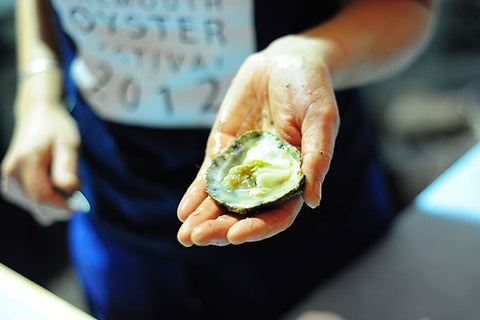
(415, 142, 480, 223)
(52, 0, 256, 128)
(0, 263, 95, 320)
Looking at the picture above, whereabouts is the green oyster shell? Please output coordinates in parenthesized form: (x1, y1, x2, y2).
(205, 130, 305, 214)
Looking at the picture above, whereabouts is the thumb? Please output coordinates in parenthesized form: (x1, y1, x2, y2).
(51, 138, 79, 192)
(1, 150, 16, 178)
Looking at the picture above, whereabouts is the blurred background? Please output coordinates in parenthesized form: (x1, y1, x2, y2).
(1, 0, 479, 316)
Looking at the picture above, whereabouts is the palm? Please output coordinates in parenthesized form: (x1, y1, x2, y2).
(177, 46, 339, 246)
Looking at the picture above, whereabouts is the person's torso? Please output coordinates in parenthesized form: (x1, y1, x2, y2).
(49, 1, 394, 246)
(51, 0, 340, 128)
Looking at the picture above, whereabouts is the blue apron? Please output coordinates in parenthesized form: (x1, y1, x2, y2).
(53, 0, 394, 318)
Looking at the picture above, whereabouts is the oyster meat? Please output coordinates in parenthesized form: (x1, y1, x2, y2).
(205, 131, 305, 214)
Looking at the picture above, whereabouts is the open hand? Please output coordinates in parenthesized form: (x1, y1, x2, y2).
(177, 36, 340, 246)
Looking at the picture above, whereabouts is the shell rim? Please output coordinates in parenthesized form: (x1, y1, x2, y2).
(205, 130, 305, 215)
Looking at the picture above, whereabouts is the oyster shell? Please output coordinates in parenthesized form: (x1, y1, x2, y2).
(205, 130, 305, 214)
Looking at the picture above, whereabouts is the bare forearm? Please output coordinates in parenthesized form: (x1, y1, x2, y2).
(302, 0, 436, 89)
(15, 0, 63, 116)
(16, 0, 60, 68)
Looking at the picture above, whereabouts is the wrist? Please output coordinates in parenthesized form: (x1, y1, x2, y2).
(15, 70, 65, 118)
(17, 59, 64, 99)
(18, 59, 62, 84)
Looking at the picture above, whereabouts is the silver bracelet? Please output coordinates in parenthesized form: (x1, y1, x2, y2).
(18, 59, 62, 84)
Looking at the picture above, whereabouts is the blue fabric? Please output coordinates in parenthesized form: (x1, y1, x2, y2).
(69, 151, 392, 319)
(66, 88, 394, 320)
(53, 1, 395, 319)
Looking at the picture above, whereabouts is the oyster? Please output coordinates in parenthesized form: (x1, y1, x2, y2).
(205, 130, 305, 214)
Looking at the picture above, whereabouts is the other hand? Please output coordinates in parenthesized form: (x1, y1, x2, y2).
(1, 76, 80, 211)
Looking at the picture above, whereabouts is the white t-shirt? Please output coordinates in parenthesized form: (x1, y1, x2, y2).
(51, 0, 256, 128)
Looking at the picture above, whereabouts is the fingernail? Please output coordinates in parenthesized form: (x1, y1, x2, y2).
(180, 242, 193, 248)
(306, 200, 317, 209)
(178, 236, 193, 248)
(205, 239, 229, 246)
(318, 181, 322, 201)
(177, 225, 194, 247)
(306, 181, 322, 209)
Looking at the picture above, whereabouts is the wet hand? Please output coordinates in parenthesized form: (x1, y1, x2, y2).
(177, 36, 340, 246)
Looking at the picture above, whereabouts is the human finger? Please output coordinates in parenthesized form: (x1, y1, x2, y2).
(1, 148, 17, 177)
(177, 177, 208, 222)
(190, 214, 240, 246)
(21, 152, 67, 208)
(177, 197, 224, 247)
(177, 132, 236, 222)
(300, 85, 339, 209)
(1, 151, 21, 196)
(226, 196, 303, 244)
(51, 137, 79, 192)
